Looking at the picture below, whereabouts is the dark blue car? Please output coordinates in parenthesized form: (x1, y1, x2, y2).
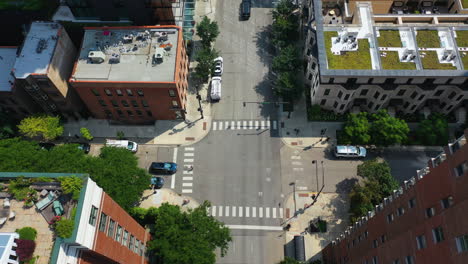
(151, 177, 165, 189)
(149, 162, 177, 175)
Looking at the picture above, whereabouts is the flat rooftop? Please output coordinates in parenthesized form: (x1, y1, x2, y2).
(0, 47, 17, 92)
(72, 26, 180, 82)
(13, 22, 61, 79)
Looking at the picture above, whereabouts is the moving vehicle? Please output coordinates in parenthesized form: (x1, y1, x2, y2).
(151, 177, 165, 189)
(240, 0, 251, 20)
(105, 139, 138, 153)
(210, 77, 222, 102)
(213, 57, 223, 76)
(72, 142, 91, 154)
(149, 162, 178, 175)
(334, 145, 367, 158)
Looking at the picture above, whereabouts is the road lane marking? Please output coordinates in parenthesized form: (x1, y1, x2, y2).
(183, 171, 193, 175)
(239, 206, 243, 217)
(184, 158, 194, 163)
(232, 206, 236, 217)
(293, 168, 304, 172)
(249, 120, 253, 128)
(237, 121, 241, 130)
(226, 225, 282, 231)
(219, 206, 223, 217)
(212, 206, 217, 217)
(261, 121, 265, 128)
(182, 189, 192, 193)
(245, 206, 250, 217)
(252, 207, 256, 218)
(185, 147, 194, 151)
(225, 121, 230, 129)
(266, 207, 270, 218)
(272, 208, 277, 218)
(184, 153, 194, 157)
(219, 122, 223, 130)
(279, 208, 284, 218)
(171, 148, 178, 189)
(182, 177, 193, 181)
(297, 186, 308, 191)
(225, 206, 230, 217)
(243, 121, 247, 129)
(182, 183, 192, 187)
(259, 207, 263, 218)
(292, 161, 302, 166)
(291, 156, 301, 160)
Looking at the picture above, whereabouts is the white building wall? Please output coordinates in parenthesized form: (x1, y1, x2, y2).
(75, 179, 103, 249)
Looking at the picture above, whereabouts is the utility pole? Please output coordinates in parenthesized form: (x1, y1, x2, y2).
(312, 160, 319, 192)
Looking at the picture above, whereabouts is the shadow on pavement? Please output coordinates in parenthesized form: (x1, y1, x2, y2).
(335, 178, 358, 194)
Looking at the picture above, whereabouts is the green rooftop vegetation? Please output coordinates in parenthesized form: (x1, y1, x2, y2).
(455, 31, 468, 47)
(324, 31, 372, 70)
(380, 51, 416, 70)
(0, 0, 48, 10)
(463, 0, 468, 9)
(421, 51, 457, 70)
(461, 55, 468, 70)
(416, 30, 440, 48)
(377, 30, 402, 47)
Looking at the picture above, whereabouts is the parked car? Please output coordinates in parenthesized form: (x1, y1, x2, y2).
(38, 142, 55, 150)
(72, 142, 91, 154)
(151, 177, 165, 189)
(240, 0, 251, 20)
(149, 162, 178, 175)
(210, 76, 222, 102)
(213, 57, 223, 76)
(334, 145, 367, 158)
(105, 139, 138, 152)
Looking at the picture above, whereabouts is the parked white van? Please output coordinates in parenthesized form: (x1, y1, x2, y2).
(105, 140, 138, 153)
(210, 77, 222, 101)
(334, 145, 366, 158)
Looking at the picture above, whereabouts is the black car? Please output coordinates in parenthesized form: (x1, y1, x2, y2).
(240, 0, 251, 20)
(38, 142, 55, 150)
(72, 142, 91, 154)
(149, 162, 178, 175)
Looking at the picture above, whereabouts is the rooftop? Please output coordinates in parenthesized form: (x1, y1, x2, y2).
(72, 26, 180, 82)
(0, 47, 17, 92)
(13, 22, 61, 79)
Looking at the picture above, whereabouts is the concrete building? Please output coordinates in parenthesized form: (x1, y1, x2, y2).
(70, 25, 189, 123)
(305, 0, 468, 120)
(9, 21, 87, 120)
(0, 233, 20, 264)
(321, 130, 468, 264)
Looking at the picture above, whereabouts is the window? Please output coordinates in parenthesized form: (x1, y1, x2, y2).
(405, 256, 414, 264)
(397, 89, 405, 96)
(387, 213, 394, 223)
(406, 78, 413, 84)
(135, 240, 140, 253)
(105, 89, 112, 96)
(352, 239, 356, 246)
(146, 111, 153, 117)
(172, 101, 179, 108)
(456, 234, 468, 253)
(105, 110, 112, 118)
(92, 89, 100, 96)
(404, 102, 410, 109)
(441, 196, 453, 209)
(136, 110, 143, 116)
(338, 91, 343, 99)
(89, 206, 98, 226)
(117, 110, 124, 117)
(116, 89, 123, 96)
(397, 207, 405, 216)
(434, 90, 443, 96)
(374, 91, 380, 99)
(368, 102, 374, 109)
(416, 235, 427, 249)
(126, 89, 133, 96)
(372, 256, 378, 264)
(311, 62, 316, 70)
(454, 161, 468, 177)
(448, 92, 456, 99)
(410, 105, 416, 111)
(127, 110, 133, 117)
(432, 226, 445, 243)
(98, 213, 107, 232)
(344, 94, 350, 100)
(116, 225, 122, 242)
(108, 219, 115, 237)
(381, 94, 387, 101)
(121, 100, 129, 107)
(142, 100, 149, 107)
(365, 230, 369, 238)
(368, 78, 374, 84)
(324, 89, 330, 96)
(320, 99, 326, 106)
(358, 234, 363, 242)
(111, 100, 118, 107)
(137, 90, 144, 96)
(393, 259, 400, 264)
(426, 207, 435, 218)
(129, 235, 134, 250)
(457, 95, 463, 101)
(122, 230, 129, 246)
(375, 104, 380, 110)
(333, 101, 338, 108)
(340, 104, 345, 110)
(169, 89, 176, 97)
(328, 78, 334, 84)
(373, 239, 378, 248)
(408, 198, 416, 208)
(381, 234, 386, 244)
(418, 95, 425, 101)
(308, 73, 313, 80)
(360, 89, 368, 96)
(410, 92, 417, 99)
(131, 100, 138, 107)
(99, 99, 106, 106)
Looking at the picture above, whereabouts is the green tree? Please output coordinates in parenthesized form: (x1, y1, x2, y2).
(414, 114, 448, 146)
(274, 71, 301, 100)
(341, 112, 371, 145)
(278, 257, 304, 264)
(146, 202, 231, 264)
(116, 131, 125, 140)
(271, 0, 299, 48)
(80, 127, 93, 141)
(55, 219, 74, 238)
(272, 45, 300, 73)
(196, 16, 220, 48)
(370, 110, 409, 146)
(0, 111, 15, 139)
(58, 176, 83, 200)
(18, 115, 63, 141)
(194, 47, 219, 83)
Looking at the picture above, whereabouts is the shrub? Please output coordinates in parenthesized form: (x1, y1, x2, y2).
(16, 239, 36, 261)
(71, 207, 77, 220)
(8, 177, 34, 201)
(80, 127, 93, 141)
(17, 227, 37, 241)
(58, 176, 83, 200)
(55, 219, 74, 238)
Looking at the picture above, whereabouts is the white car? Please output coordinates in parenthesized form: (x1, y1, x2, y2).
(213, 57, 223, 76)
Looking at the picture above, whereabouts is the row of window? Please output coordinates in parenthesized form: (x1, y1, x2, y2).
(454, 161, 468, 177)
(98, 99, 179, 109)
(92, 88, 178, 98)
(104, 109, 153, 118)
(325, 77, 463, 86)
(365, 255, 415, 264)
(90, 206, 145, 256)
(415, 226, 445, 250)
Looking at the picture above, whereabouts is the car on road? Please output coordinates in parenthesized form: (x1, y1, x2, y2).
(213, 57, 223, 76)
(151, 177, 165, 189)
(72, 142, 91, 154)
(240, 0, 251, 20)
(334, 145, 367, 158)
(149, 162, 178, 175)
(210, 76, 222, 102)
(38, 142, 55, 150)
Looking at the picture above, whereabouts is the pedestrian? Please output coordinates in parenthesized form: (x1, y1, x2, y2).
(295, 128, 300, 136)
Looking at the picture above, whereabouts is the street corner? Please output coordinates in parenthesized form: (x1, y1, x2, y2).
(138, 188, 201, 210)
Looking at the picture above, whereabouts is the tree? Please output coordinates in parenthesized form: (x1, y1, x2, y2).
(58, 176, 84, 200)
(18, 115, 63, 141)
(194, 47, 219, 83)
(271, 0, 299, 48)
(146, 202, 231, 264)
(277, 257, 305, 264)
(272, 45, 300, 73)
(414, 114, 448, 146)
(357, 159, 399, 199)
(80, 127, 93, 141)
(116, 131, 125, 140)
(55, 219, 74, 238)
(369, 110, 409, 146)
(0, 111, 16, 139)
(274, 71, 301, 100)
(196, 16, 220, 48)
(341, 112, 371, 145)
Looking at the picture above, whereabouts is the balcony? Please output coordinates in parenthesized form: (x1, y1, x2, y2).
(431, 153, 447, 168)
(449, 135, 467, 154)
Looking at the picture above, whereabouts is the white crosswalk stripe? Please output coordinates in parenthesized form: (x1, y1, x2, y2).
(243, 121, 247, 129)
(182, 177, 193, 181)
(255, 121, 259, 129)
(273, 120, 277, 130)
(245, 206, 250, 217)
(272, 208, 277, 218)
(225, 121, 230, 130)
(252, 207, 256, 218)
(184, 158, 194, 163)
(261, 120, 266, 128)
(292, 161, 302, 166)
(259, 207, 263, 218)
(219, 206, 223, 217)
(225, 206, 230, 217)
(185, 147, 194, 151)
(231, 121, 235, 130)
(219, 122, 223, 130)
(184, 152, 194, 157)
(183, 170, 193, 175)
(211, 120, 279, 131)
(279, 208, 284, 218)
(208, 206, 283, 219)
(266, 207, 270, 218)
(239, 206, 243, 217)
(182, 182, 192, 187)
(267, 121, 271, 129)
(212, 206, 217, 217)
(293, 168, 304, 172)
(182, 189, 192, 194)
(237, 121, 241, 130)
(232, 206, 236, 217)
(291, 156, 301, 160)
(213, 122, 217, 131)
(249, 120, 253, 129)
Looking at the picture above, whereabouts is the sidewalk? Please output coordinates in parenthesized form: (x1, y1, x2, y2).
(139, 188, 200, 212)
(282, 191, 350, 262)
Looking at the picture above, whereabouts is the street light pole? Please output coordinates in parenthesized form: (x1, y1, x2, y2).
(312, 160, 319, 192)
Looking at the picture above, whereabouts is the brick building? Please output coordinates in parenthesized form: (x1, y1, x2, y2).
(321, 130, 468, 264)
(70, 25, 189, 124)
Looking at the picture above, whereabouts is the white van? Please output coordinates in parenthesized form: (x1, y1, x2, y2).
(334, 145, 366, 158)
(210, 77, 222, 101)
(105, 140, 138, 153)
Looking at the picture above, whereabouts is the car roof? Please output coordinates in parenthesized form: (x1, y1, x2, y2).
(336, 145, 358, 154)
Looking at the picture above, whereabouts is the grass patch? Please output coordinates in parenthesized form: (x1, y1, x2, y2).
(463, 0, 468, 8)
(324, 31, 372, 70)
(380, 51, 416, 70)
(377, 30, 402, 47)
(421, 51, 457, 70)
(461, 55, 468, 70)
(456, 31, 468, 47)
(416, 30, 440, 48)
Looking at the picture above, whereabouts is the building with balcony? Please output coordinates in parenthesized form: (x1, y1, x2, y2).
(305, 0, 468, 120)
(70, 25, 189, 123)
(321, 129, 468, 264)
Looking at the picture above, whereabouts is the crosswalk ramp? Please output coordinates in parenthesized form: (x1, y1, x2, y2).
(208, 205, 284, 219)
(211, 120, 278, 131)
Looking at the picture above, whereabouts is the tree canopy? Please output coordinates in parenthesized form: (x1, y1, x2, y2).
(271, 0, 299, 48)
(194, 47, 219, 83)
(133, 202, 232, 264)
(369, 110, 409, 146)
(18, 115, 63, 141)
(196, 16, 220, 48)
(0, 138, 150, 210)
(272, 45, 300, 73)
(341, 112, 371, 145)
(414, 114, 449, 146)
(0, 111, 16, 140)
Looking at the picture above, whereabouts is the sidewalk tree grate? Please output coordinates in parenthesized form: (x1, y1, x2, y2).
(203, 122, 207, 130)
(185, 137, 195, 141)
(291, 142, 298, 146)
(286, 208, 290, 218)
(299, 193, 309, 197)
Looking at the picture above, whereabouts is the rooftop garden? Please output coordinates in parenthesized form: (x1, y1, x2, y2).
(380, 51, 416, 70)
(461, 55, 468, 70)
(324, 31, 372, 70)
(420, 51, 457, 70)
(455, 30, 468, 47)
(416, 30, 440, 48)
(377, 30, 402, 47)
(463, 0, 468, 9)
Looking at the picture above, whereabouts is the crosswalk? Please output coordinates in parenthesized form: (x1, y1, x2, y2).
(211, 120, 278, 131)
(208, 205, 284, 219)
(181, 147, 195, 194)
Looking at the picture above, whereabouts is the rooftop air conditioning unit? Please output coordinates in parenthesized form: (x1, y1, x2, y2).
(88, 51, 106, 64)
